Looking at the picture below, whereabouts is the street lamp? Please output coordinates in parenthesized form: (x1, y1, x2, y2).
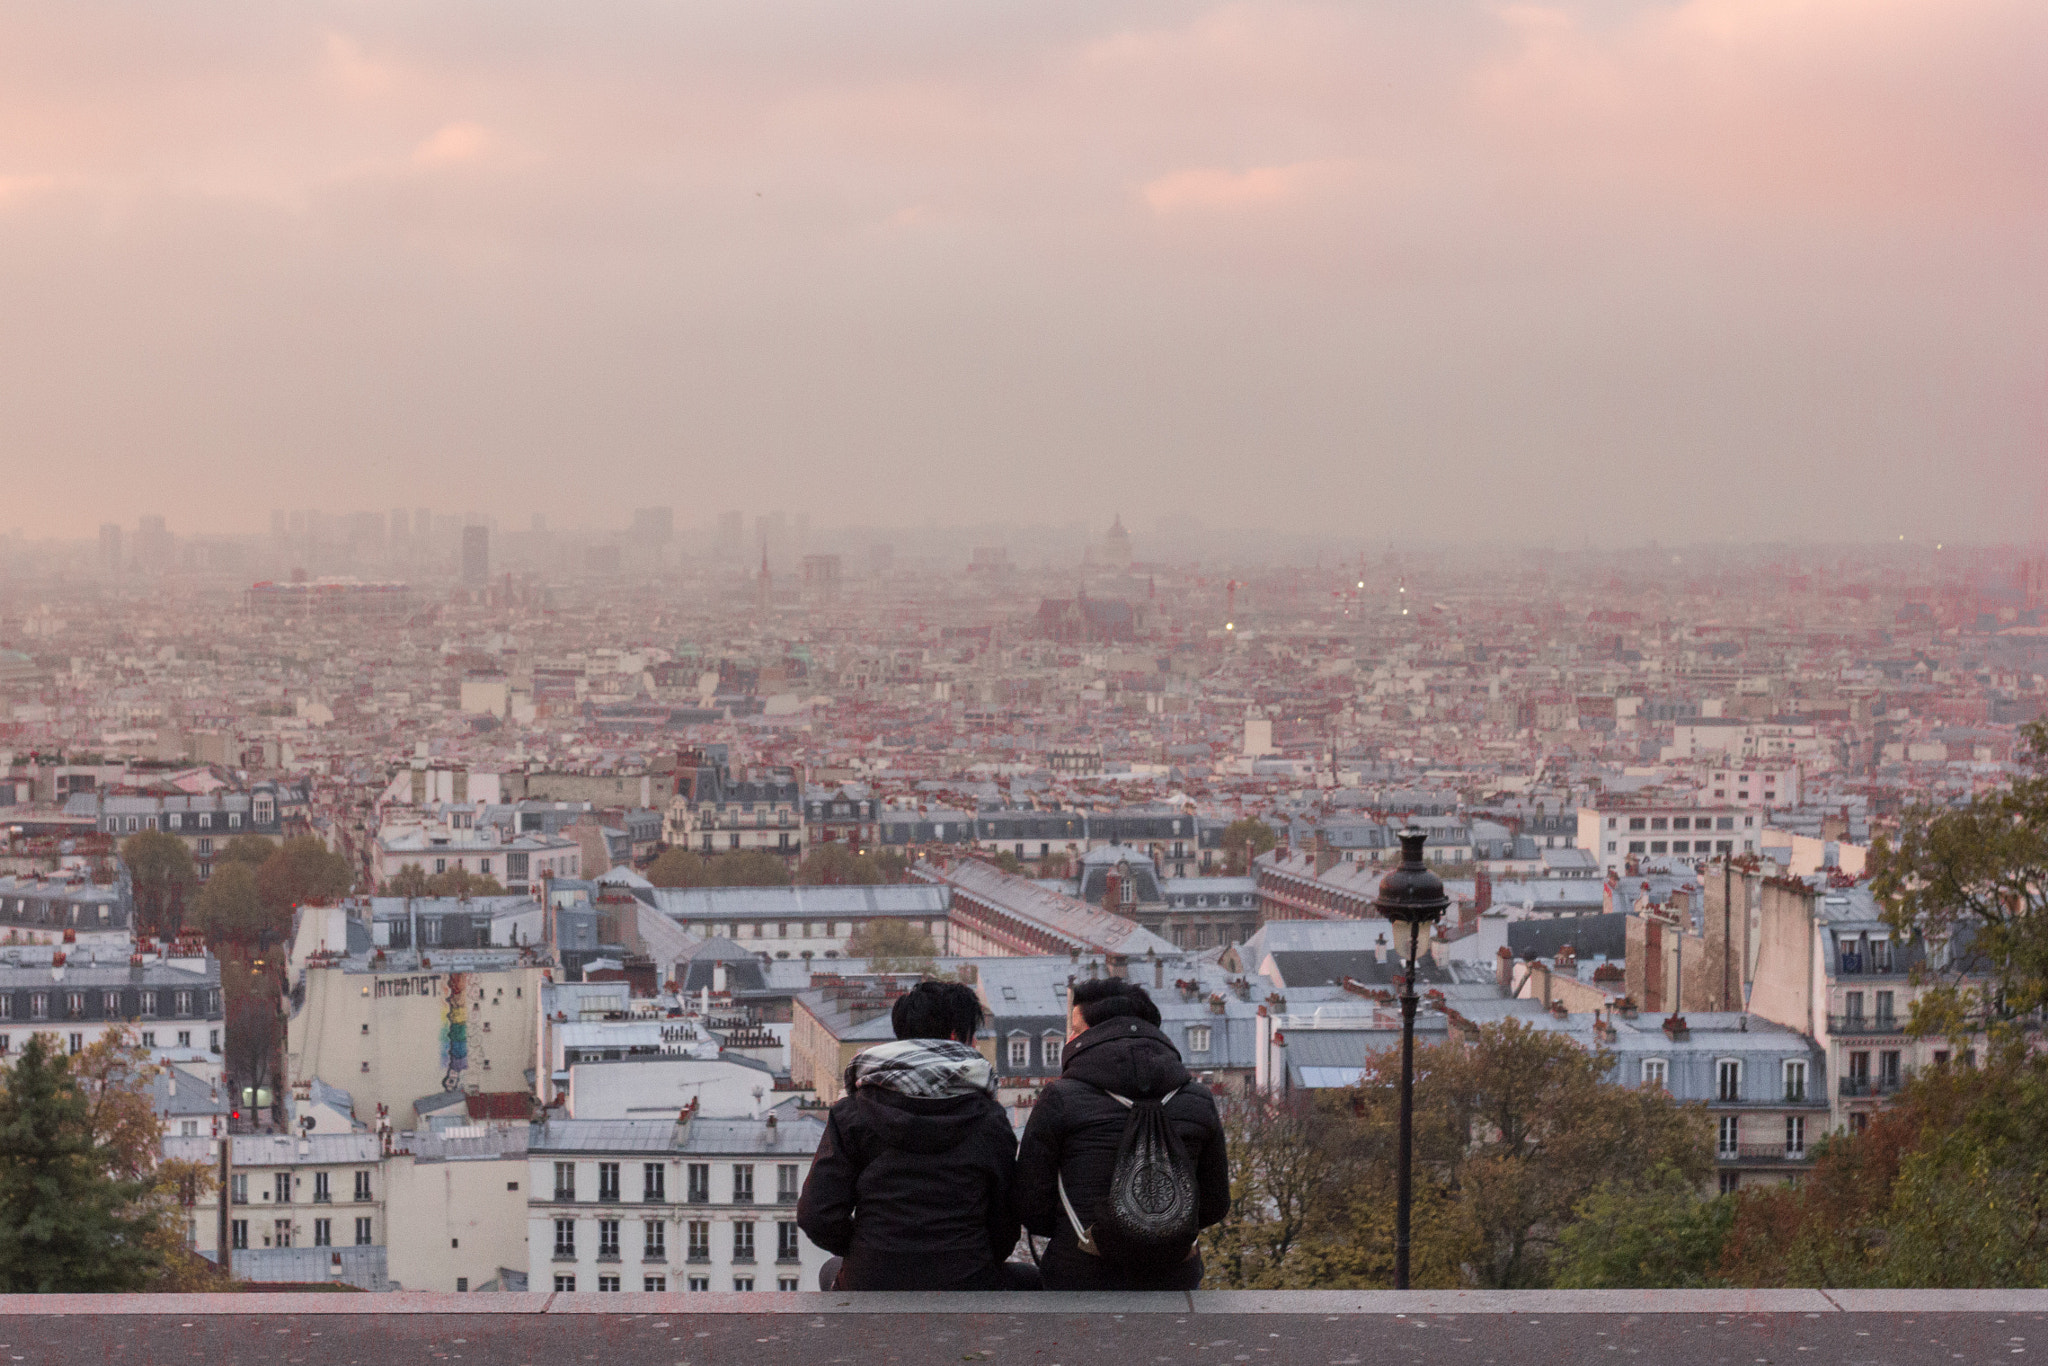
(1374, 826, 1449, 1290)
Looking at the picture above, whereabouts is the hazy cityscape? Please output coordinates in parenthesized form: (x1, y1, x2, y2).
(1, 0, 2046, 1348)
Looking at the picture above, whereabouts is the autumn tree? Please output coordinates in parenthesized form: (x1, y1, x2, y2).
(186, 861, 271, 946)
(845, 918, 938, 973)
(123, 829, 195, 939)
(0, 1034, 164, 1291)
(1221, 818, 1277, 875)
(216, 833, 279, 870)
(798, 843, 885, 886)
(382, 863, 432, 897)
(873, 848, 909, 882)
(1551, 1174, 1736, 1288)
(989, 849, 1025, 876)
(422, 867, 507, 898)
(645, 847, 709, 888)
(254, 836, 355, 918)
(219, 953, 283, 1126)
(704, 849, 792, 887)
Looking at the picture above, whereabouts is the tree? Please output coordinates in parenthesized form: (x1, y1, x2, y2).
(873, 849, 909, 882)
(0, 1034, 163, 1291)
(1221, 818, 1277, 875)
(216, 833, 279, 870)
(646, 847, 709, 888)
(382, 863, 432, 898)
(705, 849, 792, 887)
(1871, 717, 2048, 1040)
(186, 861, 273, 946)
(798, 843, 885, 886)
(422, 867, 507, 898)
(123, 830, 195, 939)
(1551, 1173, 1736, 1288)
(990, 849, 1025, 875)
(254, 836, 355, 918)
(845, 918, 938, 973)
(1351, 1018, 1713, 1288)
(68, 1031, 226, 1291)
(220, 952, 283, 1126)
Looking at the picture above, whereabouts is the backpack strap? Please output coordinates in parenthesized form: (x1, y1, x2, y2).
(1054, 1087, 1181, 1255)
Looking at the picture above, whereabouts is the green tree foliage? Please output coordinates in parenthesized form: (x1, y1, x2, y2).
(704, 849, 792, 887)
(989, 849, 1025, 875)
(645, 847, 710, 888)
(873, 848, 909, 882)
(0, 1034, 163, 1291)
(1202, 1020, 1712, 1290)
(254, 836, 355, 915)
(382, 863, 432, 898)
(845, 918, 938, 973)
(421, 867, 507, 898)
(216, 833, 279, 869)
(798, 843, 885, 886)
(186, 861, 271, 946)
(1221, 818, 1277, 875)
(122, 829, 195, 939)
(1551, 1173, 1736, 1288)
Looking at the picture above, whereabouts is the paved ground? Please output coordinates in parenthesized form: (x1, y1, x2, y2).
(1, 1294, 2044, 1366)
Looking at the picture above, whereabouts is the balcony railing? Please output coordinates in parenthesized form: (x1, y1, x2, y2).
(1726, 1142, 1810, 1163)
(1828, 1014, 1901, 1035)
(1839, 1076, 1905, 1098)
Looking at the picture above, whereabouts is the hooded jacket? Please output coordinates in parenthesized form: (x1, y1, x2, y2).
(1014, 1017, 1230, 1291)
(797, 1039, 1020, 1291)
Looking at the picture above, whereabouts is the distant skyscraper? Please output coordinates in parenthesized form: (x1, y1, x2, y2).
(136, 515, 173, 571)
(98, 523, 122, 574)
(462, 525, 490, 585)
(717, 511, 744, 556)
(389, 507, 410, 544)
(632, 507, 674, 545)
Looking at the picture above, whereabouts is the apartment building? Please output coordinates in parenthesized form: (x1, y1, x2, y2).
(527, 1113, 828, 1293)
(1577, 801, 1762, 874)
(169, 1131, 390, 1291)
(640, 883, 951, 961)
(662, 755, 804, 863)
(0, 869, 135, 945)
(71, 780, 310, 880)
(0, 941, 223, 1079)
(372, 825, 581, 893)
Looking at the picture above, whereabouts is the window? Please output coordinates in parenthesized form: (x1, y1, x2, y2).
(1785, 1115, 1807, 1157)
(555, 1162, 577, 1201)
(1650, 817, 1667, 831)
(1845, 990, 1864, 1021)
(598, 1219, 620, 1259)
(598, 1162, 621, 1203)
(101, 991, 120, 1015)
(555, 1275, 577, 1293)
(1849, 1050, 1871, 1085)
(1044, 1035, 1063, 1069)
(687, 1221, 710, 1261)
(273, 1218, 294, 1248)
(688, 1276, 709, 1292)
(231, 1174, 248, 1205)
(1717, 1059, 1741, 1102)
(1870, 939, 1894, 973)
(777, 1222, 800, 1262)
(456, 1277, 468, 1293)
(1717, 1115, 1739, 1158)
(1649, 841, 1667, 854)
(313, 1218, 332, 1247)
(778, 1277, 800, 1292)
(174, 990, 193, 1015)
(1718, 1171, 1740, 1195)
(1642, 1058, 1667, 1089)
(313, 1172, 331, 1203)
(777, 1164, 799, 1203)
(733, 1221, 756, 1263)
(643, 1220, 666, 1260)
(687, 1164, 710, 1203)
(354, 1170, 372, 1201)
(643, 1162, 666, 1202)
(732, 1165, 754, 1203)
(553, 1218, 577, 1259)
(66, 992, 84, 1018)
(1628, 817, 1645, 831)
(1186, 1025, 1212, 1054)
(1875, 990, 1895, 1027)
(644, 1276, 668, 1292)
(1628, 841, 1645, 854)
(274, 1173, 292, 1205)
(355, 1217, 373, 1246)
(1783, 1060, 1807, 1103)
(733, 1276, 754, 1292)
(1879, 1050, 1902, 1089)
(1008, 1036, 1029, 1068)
(140, 991, 155, 1016)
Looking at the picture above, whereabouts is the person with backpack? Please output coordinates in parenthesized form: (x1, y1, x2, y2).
(797, 980, 1025, 1291)
(1014, 978, 1230, 1291)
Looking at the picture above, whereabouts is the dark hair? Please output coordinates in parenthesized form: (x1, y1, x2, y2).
(1069, 977, 1161, 1028)
(891, 980, 984, 1044)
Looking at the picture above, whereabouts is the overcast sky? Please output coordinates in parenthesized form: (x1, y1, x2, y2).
(1, 0, 2043, 543)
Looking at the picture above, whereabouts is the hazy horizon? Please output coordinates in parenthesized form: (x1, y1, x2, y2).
(2, 0, 2043, 543)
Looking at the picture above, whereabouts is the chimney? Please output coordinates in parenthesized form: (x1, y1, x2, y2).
(1473, 867, 1492, 917)
(1373, 934, 1387, 965)
(1495, 945, 1513, 989)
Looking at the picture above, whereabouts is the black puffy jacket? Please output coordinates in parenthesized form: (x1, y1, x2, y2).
(797, 1084, 1020, 1290)
(1014, 1018, 1230, 1291)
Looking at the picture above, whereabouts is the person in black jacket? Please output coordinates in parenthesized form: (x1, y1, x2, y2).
(1015, 979, 1230, 1291)
(797, 980, 1022, 1291)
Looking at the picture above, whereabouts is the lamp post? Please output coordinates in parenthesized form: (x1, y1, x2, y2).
(1374, 826, 1449, 1290)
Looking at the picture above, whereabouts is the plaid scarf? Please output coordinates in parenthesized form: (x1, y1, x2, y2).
(846, 1038, 996, 1100)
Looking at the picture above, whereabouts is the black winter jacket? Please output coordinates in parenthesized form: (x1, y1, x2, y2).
(797, 1085, 1020, 1290)
(1014, 1018, 1230, 1291)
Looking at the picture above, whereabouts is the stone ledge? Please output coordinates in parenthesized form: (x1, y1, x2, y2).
(4, 1288, 2047, 1315)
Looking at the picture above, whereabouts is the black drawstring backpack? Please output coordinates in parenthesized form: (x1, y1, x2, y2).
(1058, 1086, 1200, 1267)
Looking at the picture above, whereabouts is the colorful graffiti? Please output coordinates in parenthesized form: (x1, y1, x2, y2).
(441, 971, 469, 1090)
